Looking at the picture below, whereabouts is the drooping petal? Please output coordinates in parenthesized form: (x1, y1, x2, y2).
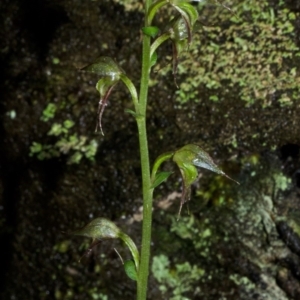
(95, 78, 118, 135)
(177, 163, 198, 218)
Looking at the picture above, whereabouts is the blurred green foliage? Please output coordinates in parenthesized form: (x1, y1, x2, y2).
(41, 103, 57, 122)
(151, 253, 204, 300)
(30, 110, 98, 164)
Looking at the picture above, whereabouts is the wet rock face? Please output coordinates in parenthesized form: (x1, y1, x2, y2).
(1, 0, 300, 299)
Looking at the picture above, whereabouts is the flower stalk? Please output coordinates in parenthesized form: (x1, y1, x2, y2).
(136, 0, 154, 296)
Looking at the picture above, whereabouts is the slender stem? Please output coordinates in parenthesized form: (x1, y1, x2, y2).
(136, 118, 154, 300)
(150, 33, 171, 57)
(120, 74, 139, 111)
(151, 151, 174, 181)
(136, 0, 154, 299)
(147, 0, 168, 25)
(119, 232, 140, 271)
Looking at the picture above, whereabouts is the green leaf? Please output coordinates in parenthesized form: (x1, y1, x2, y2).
(142, 26, 159, 38)
(151, 171, 173, 188)
(124, 260, 137, 281)
(124, 109, 137, 117)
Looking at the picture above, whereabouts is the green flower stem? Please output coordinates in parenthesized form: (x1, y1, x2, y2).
(119, 232, 140, 271)
(151, 151, 174, 181)
(147, 0, 168, 25)
(136, 117, 154, 300)
(120, 74, 139, 112)
(150, 33, 171, 57)
(136, 1, 154, 298)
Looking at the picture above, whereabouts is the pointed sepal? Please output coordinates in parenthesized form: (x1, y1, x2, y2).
(172, 144, 239, 217)
(186, 144, 239, 184)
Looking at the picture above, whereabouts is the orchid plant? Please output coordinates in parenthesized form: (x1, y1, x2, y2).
(71, 1, 238, 299)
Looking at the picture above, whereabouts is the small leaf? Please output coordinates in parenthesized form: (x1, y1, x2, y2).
(142, 26, 159, 38)
(124, 109, 137, 117)
(124, 260, 137, 281)
(151, 171, 173, 188)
